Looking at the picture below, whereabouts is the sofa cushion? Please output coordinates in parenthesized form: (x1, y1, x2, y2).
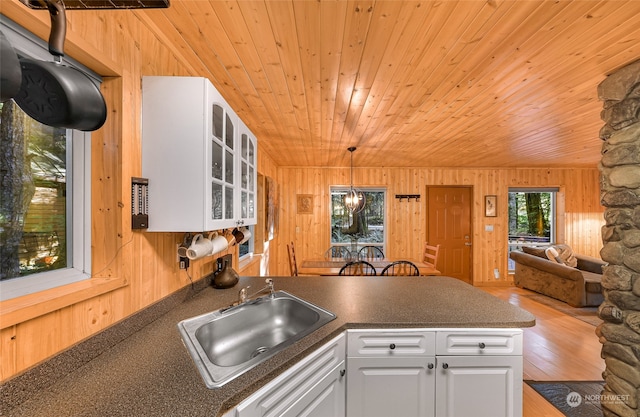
(576, 254, 607, 274)
(583, 271, 603, 293)
(522, 246, 547, 258)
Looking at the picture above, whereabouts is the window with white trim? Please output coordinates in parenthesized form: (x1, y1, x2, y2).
(0, 17, 93, 301)
(330, 188, 386, 257)
(508, 188, 558, 271)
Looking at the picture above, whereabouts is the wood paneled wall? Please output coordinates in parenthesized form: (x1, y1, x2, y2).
(0, 1, 602, 382)
(272, 167, 604, 282)
(0, 2, 279, 381)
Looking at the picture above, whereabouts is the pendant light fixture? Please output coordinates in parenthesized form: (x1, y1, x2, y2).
(345, 147, 365, 213)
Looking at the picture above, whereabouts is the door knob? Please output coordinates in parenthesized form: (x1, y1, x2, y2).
(389, 343, 396, 350)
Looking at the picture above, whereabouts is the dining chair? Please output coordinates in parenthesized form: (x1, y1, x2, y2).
(424, 243, 441, 269)
(380, 260, 420, 276)
(324, 246, 353, 261)
(358, 245, 384, 260)
(339, 260, 377, 276)
(287, 241, 298, 276)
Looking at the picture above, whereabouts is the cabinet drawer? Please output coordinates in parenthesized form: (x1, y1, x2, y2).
(436, 329, 522, 356)
(347, 329, 436, 357)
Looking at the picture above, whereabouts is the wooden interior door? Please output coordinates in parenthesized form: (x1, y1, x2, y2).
(427, 187, 472, 284)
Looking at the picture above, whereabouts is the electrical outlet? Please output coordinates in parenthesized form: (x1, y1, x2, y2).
(494, 268, 500, 279)
(179, 257, 189, 270)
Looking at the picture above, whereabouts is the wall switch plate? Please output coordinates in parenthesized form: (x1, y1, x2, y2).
(494, 268, 500, 279)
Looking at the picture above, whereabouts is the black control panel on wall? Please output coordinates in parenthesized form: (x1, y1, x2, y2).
(131, 177, 149, 229)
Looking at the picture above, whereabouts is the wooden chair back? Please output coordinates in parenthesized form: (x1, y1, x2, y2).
(424, 243, 441, 269)
(380, 260, 420, 276)
(339, 260, 377, 276)
(287, 241, 298, 276)
(358, 245, 384, 260)
(324, 246, 353, 261)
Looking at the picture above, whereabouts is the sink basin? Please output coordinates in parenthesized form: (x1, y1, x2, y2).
(177, 291, 336, 388)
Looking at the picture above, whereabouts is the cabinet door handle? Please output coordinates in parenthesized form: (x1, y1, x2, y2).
(479, 342, 486, 349)
(389, 343, 396, 350)
(442, 363, 449, 369)
(427, 363, 434, 370)
(340, 369, 346, 377)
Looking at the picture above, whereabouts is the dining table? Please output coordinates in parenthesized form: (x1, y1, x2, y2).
(297, 258, 441, 276)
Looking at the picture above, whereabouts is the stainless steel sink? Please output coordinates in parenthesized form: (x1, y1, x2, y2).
(177, 291, 336, 388)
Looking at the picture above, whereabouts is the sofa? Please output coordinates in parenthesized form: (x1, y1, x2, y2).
(509, 246, 606, 307)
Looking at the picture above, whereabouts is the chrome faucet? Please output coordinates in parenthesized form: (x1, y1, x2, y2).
(238, 286, 249, 304)
(237, 279, 275, 305)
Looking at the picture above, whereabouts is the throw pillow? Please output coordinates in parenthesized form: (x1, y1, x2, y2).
(545, 246, 564, 264)
(555, 244, 578, 268)
(545, 245, 578, 268)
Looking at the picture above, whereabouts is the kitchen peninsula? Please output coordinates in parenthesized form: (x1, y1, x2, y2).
(3, 276, 535, 417)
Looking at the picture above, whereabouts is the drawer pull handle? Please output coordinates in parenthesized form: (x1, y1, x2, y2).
(479, 342, 486, 349)
(389, 343, 396, 350)
(442, 363, 449, 369)
(427, 363, 434, 370)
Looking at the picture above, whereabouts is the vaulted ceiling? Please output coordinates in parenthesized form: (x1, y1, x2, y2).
(136, 0, 640, 168)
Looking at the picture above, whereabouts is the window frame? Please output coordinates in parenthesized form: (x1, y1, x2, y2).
(507, 187, 558, 272)
(238, 225, 254, 261)
(329, 187, 387, 255)
(0, 18, 93, 301)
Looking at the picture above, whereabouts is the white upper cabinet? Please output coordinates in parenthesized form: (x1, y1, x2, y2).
(141, 76, 257, 232)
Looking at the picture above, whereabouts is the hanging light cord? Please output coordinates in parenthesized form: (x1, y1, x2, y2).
(349, 147, 355, 192)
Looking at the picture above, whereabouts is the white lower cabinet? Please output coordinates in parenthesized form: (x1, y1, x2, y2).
(235, 333, 346, 417)
(347, 356, 436, 417)
(280, 362, 345, 417)
(435, 355, 522, 417)
(346, 330, 436, 417)
(346, 329, 523, 417)
(434, 330, 523, 417)
(230, 329, 523, 417)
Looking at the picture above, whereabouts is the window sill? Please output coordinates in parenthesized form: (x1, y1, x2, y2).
(0, 277, 128, 330)
(238, 253, 262, 273)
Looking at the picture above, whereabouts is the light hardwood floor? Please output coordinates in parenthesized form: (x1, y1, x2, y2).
(481, 286, 605, 417)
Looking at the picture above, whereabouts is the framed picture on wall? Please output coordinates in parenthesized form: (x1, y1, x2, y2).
(297, 194, 313, 214)
(485, 195, 497, 217)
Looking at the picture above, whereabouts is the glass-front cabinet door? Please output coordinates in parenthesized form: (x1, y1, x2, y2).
(210, 101, 236, 228)
(211, 104, 225, 223)
(238, 120, 257, 226)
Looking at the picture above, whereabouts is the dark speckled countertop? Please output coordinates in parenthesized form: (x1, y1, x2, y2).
(3, 276, 535, 417)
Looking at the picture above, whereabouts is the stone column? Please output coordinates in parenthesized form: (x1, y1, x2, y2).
(597, 59, 640, 417)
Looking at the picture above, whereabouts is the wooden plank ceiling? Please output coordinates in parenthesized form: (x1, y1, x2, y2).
(136, 0, 640, 168)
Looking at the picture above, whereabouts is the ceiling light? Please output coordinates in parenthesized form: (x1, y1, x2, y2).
(345, 147, 365, 213)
